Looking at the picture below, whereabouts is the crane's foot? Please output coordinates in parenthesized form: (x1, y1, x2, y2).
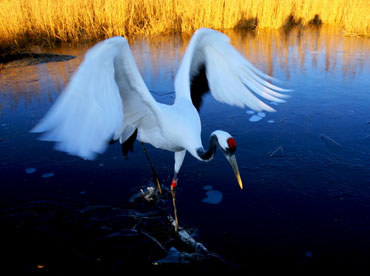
(171, 178, 179, 232)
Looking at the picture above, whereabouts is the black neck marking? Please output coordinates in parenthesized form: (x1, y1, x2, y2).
(196, 134, 218, 161)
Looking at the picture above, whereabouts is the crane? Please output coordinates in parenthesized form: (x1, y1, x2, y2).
(31, 28, 290, 231)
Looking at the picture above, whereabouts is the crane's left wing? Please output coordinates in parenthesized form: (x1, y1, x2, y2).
(31, 37, 160, 160)
(174, 28, 291, 112)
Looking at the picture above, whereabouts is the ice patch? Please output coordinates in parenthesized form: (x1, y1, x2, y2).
(269, 102, 279, 106)
(267, 120, 275, 124)
(249, 115, 263, 122)
(246, 110, 255, 115)
(41, 172, 54, 178)
(203, 185, 213, 190)
(202, 189, 223, 205)
(257, 112, 266, 118)
(25, 168, 36, 174)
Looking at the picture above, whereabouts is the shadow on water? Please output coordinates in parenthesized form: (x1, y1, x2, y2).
(1, 27, 370, 274)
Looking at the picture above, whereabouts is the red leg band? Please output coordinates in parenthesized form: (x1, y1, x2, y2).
(171, 179, 177, 189)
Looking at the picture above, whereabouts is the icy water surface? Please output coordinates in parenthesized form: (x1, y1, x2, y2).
(1, 27, 370, 274)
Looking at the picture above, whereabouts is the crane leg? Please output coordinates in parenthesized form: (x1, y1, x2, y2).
(140, 142, 163, 194)
(171, 178, 179, 232)
(170, 150, 185, 232)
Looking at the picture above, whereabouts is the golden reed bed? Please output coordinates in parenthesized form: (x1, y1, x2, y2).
(0, 0, 369, 52)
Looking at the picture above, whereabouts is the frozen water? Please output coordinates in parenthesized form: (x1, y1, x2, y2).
(41, 172, 55, 178)
(249, 115, 263, 122)
(267, 120, 275, 123)
(202, 189, 223, 204)
(246, 110, 255, 114)
(257, 112, 266, 117)
(25, 168, 36, 174)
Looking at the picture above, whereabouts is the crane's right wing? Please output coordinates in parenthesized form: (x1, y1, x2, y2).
(31, 37, 160, 160)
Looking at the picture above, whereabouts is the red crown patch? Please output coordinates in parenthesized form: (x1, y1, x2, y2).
(227, 137, 237, 149)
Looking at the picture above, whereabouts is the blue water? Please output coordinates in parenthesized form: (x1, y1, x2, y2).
(1, 28, 370, 274)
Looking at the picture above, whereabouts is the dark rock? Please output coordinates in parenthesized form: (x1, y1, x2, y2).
(0, 195, 236, 274)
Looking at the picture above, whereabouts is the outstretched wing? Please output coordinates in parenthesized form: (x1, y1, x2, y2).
(31, 36, 160, 160)
(174, 28, 290, 111)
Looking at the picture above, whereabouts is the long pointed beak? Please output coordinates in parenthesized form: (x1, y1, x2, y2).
(227, 154, 243, 189)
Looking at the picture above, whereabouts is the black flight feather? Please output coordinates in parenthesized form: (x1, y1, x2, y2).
(190, 64, 210, 111)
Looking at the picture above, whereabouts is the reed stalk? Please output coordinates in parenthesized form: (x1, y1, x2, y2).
(0, 0, 369, 52)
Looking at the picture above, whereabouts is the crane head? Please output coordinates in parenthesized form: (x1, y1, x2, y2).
(212, 130, 243, 190)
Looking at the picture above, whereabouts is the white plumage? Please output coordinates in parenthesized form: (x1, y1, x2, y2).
(32, 28, 290, 191)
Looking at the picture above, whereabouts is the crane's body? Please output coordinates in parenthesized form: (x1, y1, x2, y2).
(31, 28, 290, 230)
(138, 100, 201, 156)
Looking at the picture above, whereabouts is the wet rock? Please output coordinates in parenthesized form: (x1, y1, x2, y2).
(129, 185, 159, 203)
(0, 194, 236, 274)
(154, 247, 191, 264)
(268, 146, 284, 157)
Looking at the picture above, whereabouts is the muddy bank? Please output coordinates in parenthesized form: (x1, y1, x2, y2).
(0, 52, 75, 69)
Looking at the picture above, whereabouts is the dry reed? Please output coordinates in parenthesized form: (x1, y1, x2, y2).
(0, 0, 369, 52)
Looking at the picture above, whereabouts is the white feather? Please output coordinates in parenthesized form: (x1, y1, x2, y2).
(31, 36, 160, 160)
(175, 28, 290, 112)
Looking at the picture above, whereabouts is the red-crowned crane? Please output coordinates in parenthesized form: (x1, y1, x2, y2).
(32, 28, 290, 230)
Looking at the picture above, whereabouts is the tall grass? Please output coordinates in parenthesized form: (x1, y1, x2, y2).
(0, 0, 369, 52)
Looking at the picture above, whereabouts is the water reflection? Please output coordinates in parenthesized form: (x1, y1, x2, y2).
(1, 27, 369, 112)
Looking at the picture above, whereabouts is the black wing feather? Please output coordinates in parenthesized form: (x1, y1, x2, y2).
(121, 129, 138, 156)
(190, 64, 210, 111)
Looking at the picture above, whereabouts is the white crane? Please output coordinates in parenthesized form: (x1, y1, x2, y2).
(31, 28, 290, 230)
